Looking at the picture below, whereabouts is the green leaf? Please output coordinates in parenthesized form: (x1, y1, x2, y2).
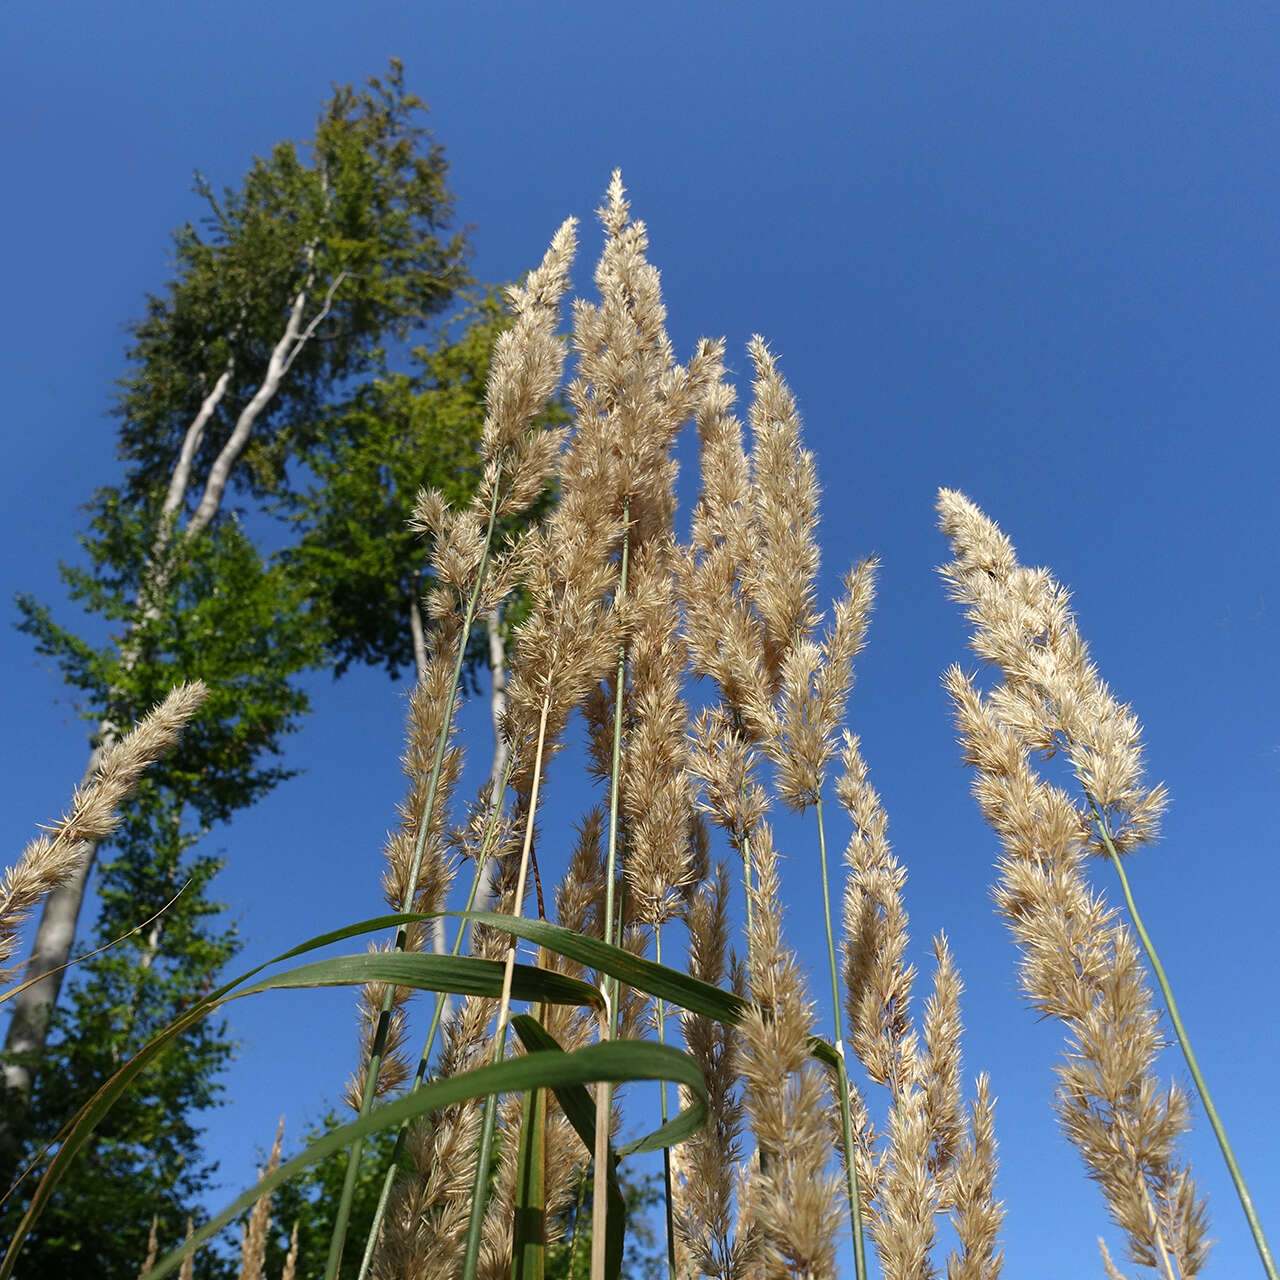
(513, 1084, 547, 1280)
(453, 912, 750, 1026)
(0, 912, 475, 1280)
(512, 1015, 625, 1280)
(137, 1039, 705, 1280)
(236, 951, 601, 1010)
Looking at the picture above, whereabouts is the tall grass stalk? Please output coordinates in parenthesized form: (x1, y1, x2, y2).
(592, 499, 632, 1280)
(1091, 800, 1278, 1280)
(355, 753, 517, 1280)
(324, 480, 503, 1280)
(815, 796, 868, 1280)
(461, 695, 552, 1280)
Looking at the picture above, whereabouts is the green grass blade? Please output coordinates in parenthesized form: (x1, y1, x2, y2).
(135, 1038, 704, 1280)
(513, 1086, 547, 1280)
(512, 1015, 625, 1280)
(454, 912, 749, 1025)
(0, 913, 455, 1280)
(236, 951, 602, 1009)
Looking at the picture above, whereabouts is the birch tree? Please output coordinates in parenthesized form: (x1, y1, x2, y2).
(4, 59, 468, 1163)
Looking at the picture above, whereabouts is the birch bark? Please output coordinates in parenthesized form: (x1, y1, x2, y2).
(1, 251, 339, 1133)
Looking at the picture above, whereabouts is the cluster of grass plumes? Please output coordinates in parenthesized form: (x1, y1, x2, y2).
(8, 176, 1275, 1280)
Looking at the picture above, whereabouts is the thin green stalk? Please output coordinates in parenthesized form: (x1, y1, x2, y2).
(592, 499, 632, 1280)
(739, 833, 756, 978)
(814, 795, 868, 1280)
(566, 1166, 590, 1277)
(1090, 802, 1277, 1280)
(655, 926, 677, 1280)
(355, 754, 517, 1280)
(462, 695, 553, 1280)
(326, 481, 505, 1280)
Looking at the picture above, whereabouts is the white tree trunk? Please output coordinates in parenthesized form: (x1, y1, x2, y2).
(1, 250, 343, 1154)
(475, 608, 509, 914)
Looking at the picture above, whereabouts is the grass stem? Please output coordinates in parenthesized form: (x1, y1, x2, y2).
(325, 481, 505, 1280)
(1091, 802, 1277, 1280)
(592, 497, 631, 1280)
(462, 695, 552, 1280)
(814, 796, 868, 1280)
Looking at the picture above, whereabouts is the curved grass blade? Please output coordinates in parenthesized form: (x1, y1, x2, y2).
(0, 916, 595, 1280)
(454, 912, 750, 1025)
(0, 913, 452, 1280)
(138, 1038, 706, 1280)
(237, 951, 601, 1009)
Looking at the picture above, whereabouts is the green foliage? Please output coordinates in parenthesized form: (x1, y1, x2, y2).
(283, 294, 564, 680)
(0, 805, 238, 1280)
(18, 502, 317, 826)
(115, 59, 469, 506)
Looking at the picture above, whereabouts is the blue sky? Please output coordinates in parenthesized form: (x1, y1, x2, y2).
(2, 2, 1278, 1274)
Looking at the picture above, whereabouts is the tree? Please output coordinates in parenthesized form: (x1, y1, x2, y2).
(0, 780, 239, 1280)
(3, 57, 469, 1171)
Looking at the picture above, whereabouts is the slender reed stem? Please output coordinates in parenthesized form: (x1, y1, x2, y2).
(814, 796, 868, 1280)
(355, 756, 517, 1280)
(566, 1165, 589, 1277)
(462, 695, 553, 1280)
(1090, 800, 1278, 1280)
(739, 833, 756, 978)
(326, 481, 505, 1280)
(655, 925, 677, 1280)
(592, 498, 632, 1280)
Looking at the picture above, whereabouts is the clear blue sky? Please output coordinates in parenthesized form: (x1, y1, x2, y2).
(2, 2, 1278, 1275)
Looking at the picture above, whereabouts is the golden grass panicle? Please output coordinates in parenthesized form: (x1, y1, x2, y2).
(680, 359, 775, 745)
(237, 1116, 284, 1280)
(621, 538, 696, 928)
(739, 824, 843, 1277)
(944, 670, 1207, 1275)
(944, 1075, 1004, 1280)
(478, 217, 577, 470)
(673, 864, 753, 1278)
(936, 488, 1165, 855)
(743, 337, 821, 694)
(770, 558, 877, 813)
(280, 1223, 300, 1280)
(1, 681, 208, 984)
(836, 731, 916, 1097)
(921, 935, 965, 1193)
(138, 1216, 159, 1280)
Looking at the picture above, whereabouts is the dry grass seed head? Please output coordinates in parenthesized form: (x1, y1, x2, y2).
(744, 338, 822, 692)
(944, 1075, 1005, 1280)
(1, 681, 208, 982)
(237, 1116, 284, 1280)
(621, 538, 696, 926)
(480, 216, 577, 463)
(739, 824, 843, 1277)
(920, 934, 965, 1193)
(772, 559, 877, 810)
(937, 488, 1166, 854)
(836, 732, 916, 1094)
(675, 865, 749, 1278)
